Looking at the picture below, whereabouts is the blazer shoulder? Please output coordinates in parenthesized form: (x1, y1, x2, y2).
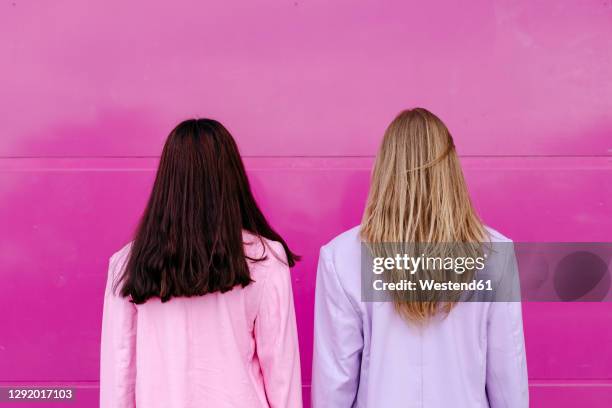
(108, 242, 133, 278)
(484, 226, 513, 243)
(321, 225, 362, 260)
(110, 242, 132, 263)
(243, 232, 289, 266)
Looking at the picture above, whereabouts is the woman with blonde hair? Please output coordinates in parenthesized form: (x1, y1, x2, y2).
(312, 108, 528, 407)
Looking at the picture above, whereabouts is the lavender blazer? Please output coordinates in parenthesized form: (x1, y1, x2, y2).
(312, 226, 528, 408)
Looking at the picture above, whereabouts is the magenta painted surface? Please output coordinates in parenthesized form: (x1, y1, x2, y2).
(1, 0, 612, 407)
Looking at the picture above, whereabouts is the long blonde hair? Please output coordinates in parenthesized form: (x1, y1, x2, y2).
(361, 108, 487, 322)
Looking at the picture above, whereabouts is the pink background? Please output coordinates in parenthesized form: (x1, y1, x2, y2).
(1, 0, 611, 406)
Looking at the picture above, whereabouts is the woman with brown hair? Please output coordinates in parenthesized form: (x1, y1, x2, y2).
(100, 119, 302, 407)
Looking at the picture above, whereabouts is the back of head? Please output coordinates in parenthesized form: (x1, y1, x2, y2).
(118, 119, 297, 304)
(361, 108, 487, 321)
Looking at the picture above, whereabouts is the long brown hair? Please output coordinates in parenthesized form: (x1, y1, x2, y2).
(118, 119, 298, 304)
(361, 108, 487, 322)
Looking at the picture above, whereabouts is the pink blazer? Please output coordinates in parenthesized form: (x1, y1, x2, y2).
(100, 233, 302, 408)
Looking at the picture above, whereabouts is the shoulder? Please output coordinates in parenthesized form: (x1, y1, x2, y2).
(241, 233, 294, 315)
(110, 242, 133, 263)
(108, 242, 133, 278)
(320, 225, 362, 262)
(317, 226, 362, 301)
(484, 225, 513, 243)
(483, 225, 515, 260)
(243, 231, 288, 266)
(104, 242, 133, 295)
(481, 226, 517, 284)
(242, 232, 292, 293)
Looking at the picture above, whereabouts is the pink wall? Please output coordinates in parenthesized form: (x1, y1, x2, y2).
(1, 0, 611, 406)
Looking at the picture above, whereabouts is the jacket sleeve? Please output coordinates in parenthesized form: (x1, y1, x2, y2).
(486, 243, 529, 408)
(312, 246, 363, 407)
(100, 251, 137, 408)
(254, 253, 303, 408)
